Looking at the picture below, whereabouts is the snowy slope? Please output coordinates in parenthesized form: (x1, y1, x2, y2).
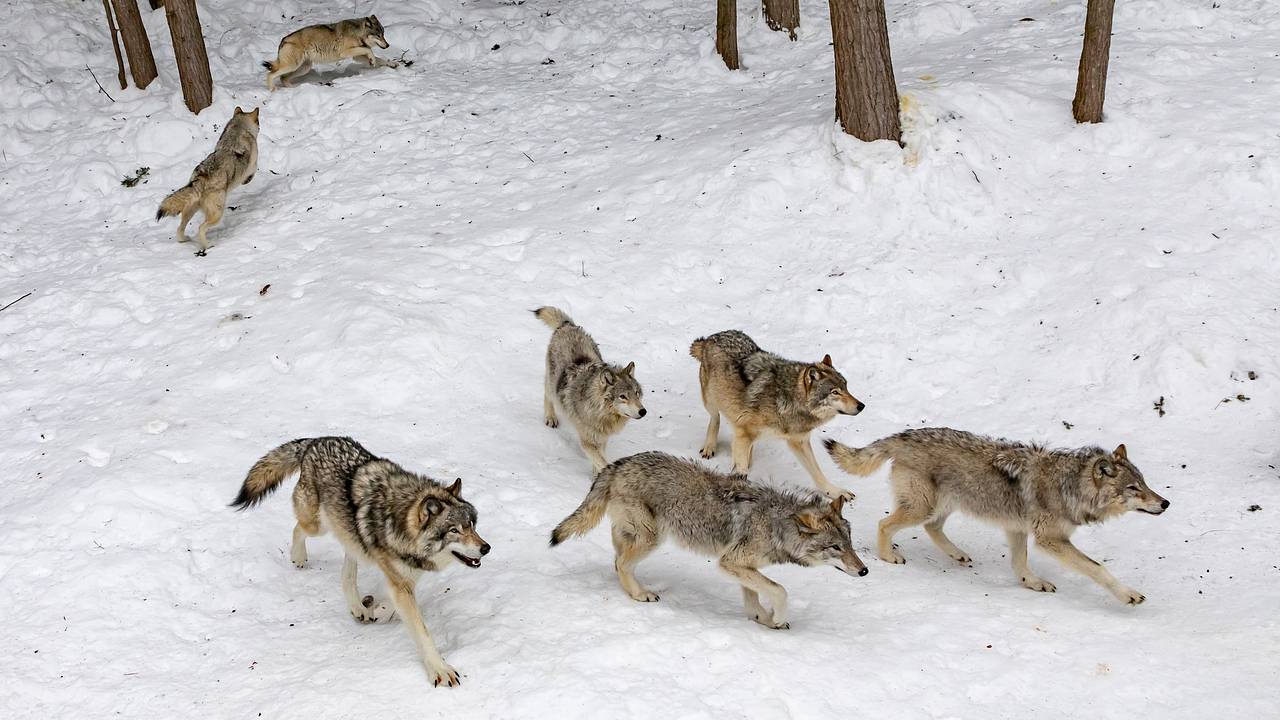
(1, 0, 1278, 717)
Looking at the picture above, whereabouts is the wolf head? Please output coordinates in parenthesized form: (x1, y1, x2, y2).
(411, 478, 490, 569)
(799, 355, 864, 419)
(604, 362, 646, 420)
(791, 495, 867, 577)
(364, 15, 389, 49)
(233, 106, 261, 132)
(1089, 444, 1168, 518)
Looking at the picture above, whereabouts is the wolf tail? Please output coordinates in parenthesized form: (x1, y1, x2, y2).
(230, 439, 311, 510)
(156, 182, 200, 221)
(533, 306, 574, 330)
(262, 59, 276, 72)
(823, 438, 890, 476)
(549, 469, 612, 546)
(689, 337, 708, 361)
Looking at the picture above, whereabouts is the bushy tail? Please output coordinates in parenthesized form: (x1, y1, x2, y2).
(823, 438, 889, 476)
(230, 439, 311, 510)
(549, 471, 612, 546)
(156, 183, 199, 221)
(533, 306, 574, 330)
(689, 337, 708, 361)
(262, 59, 276, 72)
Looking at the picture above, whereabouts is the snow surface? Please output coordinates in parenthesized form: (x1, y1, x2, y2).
(2, 0, 1278, 717)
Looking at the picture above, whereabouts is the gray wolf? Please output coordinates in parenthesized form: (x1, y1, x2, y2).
(535, 306, 645, 474)
(231, 436, 490, 686)
(156, 106, 259, 255)
(690, 330, 864, 500)
(824, 428, 1169, 605)
(550, 451, 867, 629)
(264, 16, 397, 90)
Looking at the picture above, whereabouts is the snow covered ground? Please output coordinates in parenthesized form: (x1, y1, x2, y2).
(2, 0, 1278, 716)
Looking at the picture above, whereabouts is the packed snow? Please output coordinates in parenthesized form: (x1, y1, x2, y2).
(1, 0, 1277, 717)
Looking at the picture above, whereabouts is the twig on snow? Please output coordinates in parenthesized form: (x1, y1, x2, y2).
(0, 291, 33, 314)
(86, 66, 116, 103)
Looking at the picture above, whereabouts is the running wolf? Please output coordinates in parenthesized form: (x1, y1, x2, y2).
(550, 451, 867, 629)
(824, 428, 1169, 605)
(690, 330, 864, 500)
(231, 437, 490, 686)
(264, 16, 398, 90)
(534, 306, 645, 474)
(156, 106, 259, 255)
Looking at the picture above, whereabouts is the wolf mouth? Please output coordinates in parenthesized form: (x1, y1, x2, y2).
(452, 551, 481, 568)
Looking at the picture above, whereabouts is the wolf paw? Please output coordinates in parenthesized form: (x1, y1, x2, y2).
(544, 416, 559, 428)
(750, 612, 788, 630)
(700, 445, 717, 459)
(628, 590, 660, 603)
(195, 249, 207, 257)
(1021, 576, 1056, 593)
(427, 662, 460, 688)
(879, 547, 906, 564)
(823, 487, 856, 503)
(949, 551, 972, 564)
(351, 595, 396, 623)
(1117, 587, 1146, 605)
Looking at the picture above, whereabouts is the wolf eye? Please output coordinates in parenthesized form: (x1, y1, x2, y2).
(619, 394, 628, 401)
(1126, 485, 1139, 492)
(826, 545, 841, 551)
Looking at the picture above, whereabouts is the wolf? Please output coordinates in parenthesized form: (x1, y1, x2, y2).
(231, 436, 490, 687)
(534, 306, 645, 474)
(824, 428, 1169, 605)
(156, 107, 259, 256)
(550, 451, 867, 629)
(264, 16, 398, 90)
(690, 330, 864, 500)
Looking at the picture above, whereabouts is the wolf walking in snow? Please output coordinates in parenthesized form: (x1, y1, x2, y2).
(155, 106, 259, 256)
(263, 16, 398, 90)
(534, 306, 646, 474)
(550, 452, 867, 629)
(231, 436, 490, 687)
(824, 428, 1169, 605)
(690, 330, 864, 500)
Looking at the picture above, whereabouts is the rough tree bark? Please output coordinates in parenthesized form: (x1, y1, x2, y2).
(110, 0, 157, 89)
(762, 0, 799, 41)
(102, 0, 128, 89)
(164, 0, 213, 114)
(1072, 0, 1115, 123)
(716, 0, 739, 70)
(829, 0, 901, 142)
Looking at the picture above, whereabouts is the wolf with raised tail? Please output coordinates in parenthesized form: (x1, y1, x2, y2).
(534, 306, 645, 474)
(263, 16, 398, 90)
(550, 451, 867, 629)
(231, 436, 490, 687)
(824, 428, 1169, 605)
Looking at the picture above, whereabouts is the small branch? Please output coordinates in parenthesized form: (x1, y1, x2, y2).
(86, 66, 116, 102)
(521, 152, 534, 163)
(0, 291, 33, 315)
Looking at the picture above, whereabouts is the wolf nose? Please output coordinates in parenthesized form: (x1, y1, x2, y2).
(1160, 500, 1170, 510)
(855, 401, 866, 414)
(637, 408, 647, 418)
(858, 567, 869, 577)
(480, 543, 491, 556)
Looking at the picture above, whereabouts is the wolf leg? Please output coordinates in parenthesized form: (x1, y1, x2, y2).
(280, 59, 311, 87)
(543, 371, 559, 428)
(194, 191, 225, 254)
(786, 436, 854, 502)
(1006, 531, 1054, 592)
(740, 587, 770, 626)
(877, 502, 930, 564)
(344, 553, 395, 622)
(290, 481, 322, 568)
(923, 514, 970, 563)
(378, 563, 460, 687)
(175, 205, 196, 244)
(730, 426, 756, 473)
(348, 47, 398, 68)
(700, 411, 721, 459)
(612, 523, 659, 602)
(721, 561, 788, 629)
(1035, 535, 1144, 605)
(580, 434, 608, 475)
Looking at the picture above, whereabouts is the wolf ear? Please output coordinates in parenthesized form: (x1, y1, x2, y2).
(801, 366, 821, 388)
(1096, 458, 1117, 479)
(1113, 444, 1127, 461)
(794, 512, 823, 534)
(447, 478, 462, 497)
(234, 106, 244, 114)
(830, 495, 845, 515)
(602, 371, 616, 386)
(418, 497, 444, 526)
(622, 361, 635, 376)
(821, 354, 833, 367)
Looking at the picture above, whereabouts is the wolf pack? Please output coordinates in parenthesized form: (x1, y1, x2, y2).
(169, 15, 1172, 689)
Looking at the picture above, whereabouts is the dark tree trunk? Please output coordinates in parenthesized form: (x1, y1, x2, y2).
(762, 0, 799, 41)
(102, 0, 128, 89)
(110, 0, 157, 89)
(829, 0, 901, 142)
(1072, 0, 1115, 123)
(716, 0, 739, 70)
(164, 0, 213, 114)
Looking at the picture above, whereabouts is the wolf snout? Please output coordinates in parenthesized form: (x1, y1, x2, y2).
(854, 401, 866, 414)
(858, 567, 869, 577)
(1160, 499, 1170, 510)
(480, 543, 491, 556)
(638, 408, 647, 418)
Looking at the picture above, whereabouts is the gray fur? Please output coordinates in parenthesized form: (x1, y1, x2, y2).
(550, 451, 867, 629)
(825, 428, 1169, 605)
(535, 306, 645, 474)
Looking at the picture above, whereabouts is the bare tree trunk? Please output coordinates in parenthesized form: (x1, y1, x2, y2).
(102, 0, 128, 89)
(762, 0, 799, 40)
(1072, 0, 1115, 123)
(829, 0, 900, 142)
(716, 0, 739, 70)
(110, 0, 157, 89)
(164, 0, 213, 114)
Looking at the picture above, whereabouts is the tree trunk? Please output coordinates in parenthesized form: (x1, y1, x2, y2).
(110, 0, 157, 89)
(164, 0, 213, 114)
(102, 0, 128, 89)
(1072, 0, 1115, 123)
(149, 0, 164, 9)
(829, 0, 901, 142)
(716, 0, 739, 70)
(762, 0, 799, 41)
